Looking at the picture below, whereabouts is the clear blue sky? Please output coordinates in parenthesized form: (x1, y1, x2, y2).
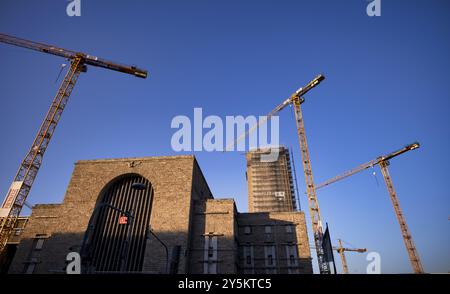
(0, 0, 449, 274)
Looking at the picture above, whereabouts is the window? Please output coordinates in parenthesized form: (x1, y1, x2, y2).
(244, 226, 251, 235)
(290, 255, 296, 265)
(23, 234, 49, 274)
(203, 235, 217, 274)
(169, 245, 181, 274)
(207, 235, 215, 258)
(244, 246, 253, 264)
(35, 239, 45, 250)
(25, 258, 37, 274)
(34, 234, 47, 249)
(243, 245, 254, 274)
(264, 245, 276, 274)
(286, 225, 294, 233)
(207, 237, 216, 259)
(274, 191, 285, 200)
(285, 245, 299, 274)
(265, 226, 272, 234)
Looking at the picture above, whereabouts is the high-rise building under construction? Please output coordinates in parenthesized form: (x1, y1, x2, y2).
(246, 146, 298, 212)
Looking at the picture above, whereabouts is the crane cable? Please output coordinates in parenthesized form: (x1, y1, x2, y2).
(371, 166, 380, 187)
(54, 63, 67, 84)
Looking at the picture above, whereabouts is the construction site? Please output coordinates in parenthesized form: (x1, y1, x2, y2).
(0, 1, 448, 278)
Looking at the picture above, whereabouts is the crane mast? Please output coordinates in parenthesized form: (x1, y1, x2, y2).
(379, 161, 424, 274)
(315, 142, 424, 273)
(0, 33, 147, 253)
(278, 74, 330, 273)
(225, 74, 329, 273)
(292, 95, 330, 274)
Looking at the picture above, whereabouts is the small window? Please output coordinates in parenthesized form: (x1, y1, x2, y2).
(25, 258, 38, 274)
(204, 235, 217, 274)
(265, 226, 272, 234)
(268, 255, 273, 265)
(35, 238, 45, 250)
(25, 263, 36, 275)
(290, 255, 296, 265)
(208, 242, 214, 258)
(286, 245, 298, 267)
(244, 245, 253, 267)
(244, 226, 251, 235)
(264, 245, 276, 273)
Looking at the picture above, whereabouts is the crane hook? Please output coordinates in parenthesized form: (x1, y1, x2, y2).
(54, 63, 67, 84)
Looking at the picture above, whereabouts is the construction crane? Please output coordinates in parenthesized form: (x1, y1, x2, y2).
(225, 74, 330, 274)
(315, 142, 425, 274)
(0, 33, 147, 253)
(335, 239, 366, 274)
(311, 239, 367, 274)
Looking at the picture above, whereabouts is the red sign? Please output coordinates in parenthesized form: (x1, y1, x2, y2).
(119, 216, 128, 225)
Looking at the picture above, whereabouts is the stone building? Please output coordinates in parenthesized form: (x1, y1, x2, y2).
(7, 155, 312, 274)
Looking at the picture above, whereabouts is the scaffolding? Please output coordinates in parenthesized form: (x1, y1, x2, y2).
(246, 147, 297, 212)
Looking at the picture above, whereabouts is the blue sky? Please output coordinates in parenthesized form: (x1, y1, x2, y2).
(0, 0, 449, 274)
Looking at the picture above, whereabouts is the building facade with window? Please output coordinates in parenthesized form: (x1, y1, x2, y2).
(7, 155, 312, 274)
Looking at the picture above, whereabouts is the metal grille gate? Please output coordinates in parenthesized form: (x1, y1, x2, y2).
(83, 174, 153, 272)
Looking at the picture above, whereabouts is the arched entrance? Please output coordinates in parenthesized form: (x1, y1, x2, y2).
(81, 174, 153, 272)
